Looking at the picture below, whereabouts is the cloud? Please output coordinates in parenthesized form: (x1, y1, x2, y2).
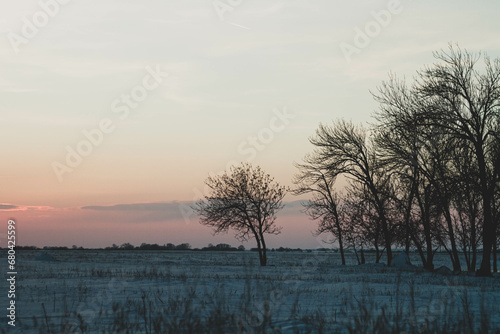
(0, 204, 55, 211)
(81, 201, 193, 223)
(280, 200, 307, 216)
(0, 204, 18, 210)
(79, 200, 304, 223)
(81, 202, 186, 212)
(83, 200, 304, 211)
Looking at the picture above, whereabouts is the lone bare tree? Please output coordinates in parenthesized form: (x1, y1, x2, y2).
(193, 163, 287, 266)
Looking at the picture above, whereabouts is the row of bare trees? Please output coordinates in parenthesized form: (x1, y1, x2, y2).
(294, 46, 500, 276)
(194, 46, 498, 276)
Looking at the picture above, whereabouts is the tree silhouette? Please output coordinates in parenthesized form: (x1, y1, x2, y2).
(308, 120, 394, 266)
(374, 76, 462, 271)
(293, 152, 347, 264)
(371, 45, 500, 275)
(193, 163, 287, 266)
(416, 46, 499, 276)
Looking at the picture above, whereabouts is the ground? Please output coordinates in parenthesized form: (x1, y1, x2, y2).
(2, 250, 499, 333)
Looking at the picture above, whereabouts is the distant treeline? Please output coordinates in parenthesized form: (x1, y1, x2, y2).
(11, 244, 466, 253)
(10, 244, 346, 252)
(11, 243, 244, 251)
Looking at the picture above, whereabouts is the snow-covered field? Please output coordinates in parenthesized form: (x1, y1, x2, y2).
(3, 250, 500, 333)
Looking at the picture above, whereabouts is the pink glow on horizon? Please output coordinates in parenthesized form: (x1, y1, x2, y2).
(0, 202, 326, 249)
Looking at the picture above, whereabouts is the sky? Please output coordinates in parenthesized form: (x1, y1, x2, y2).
(1, 0, 499, 249)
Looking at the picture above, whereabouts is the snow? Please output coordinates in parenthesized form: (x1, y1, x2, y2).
(435, 265, 453, 276)
(391, 252, 414, 269)
(34, 252, 56, 262)
(3, 250, 500, 333)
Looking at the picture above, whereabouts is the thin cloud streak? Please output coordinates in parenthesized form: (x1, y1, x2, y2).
(82, 202, 187, 211)
(0, 204, 18, 210)
(82, 200, 305, 214)
(0, 204, 54, 211)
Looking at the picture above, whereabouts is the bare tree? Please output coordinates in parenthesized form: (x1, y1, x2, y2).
(373, 75, 432, 267)
(344, 188, 385, 263)
(492, 134, 500, 271)
(309, 120, 394, 265)
(193, 163, 287, 266)
(293, 153, 346, 264)
(373, 75, 464, 271)
(417, 46, 500, 276)
(452, 141, 483, 272)
(373, 67, 500, 272)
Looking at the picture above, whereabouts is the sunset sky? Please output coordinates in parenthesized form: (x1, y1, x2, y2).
(1, 0, 499, 248)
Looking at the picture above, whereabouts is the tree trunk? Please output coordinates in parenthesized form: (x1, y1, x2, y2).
(381, 216, 392, 266)
(259, 233, 267, 266)
(337, 226, 346, 265)
(403, 182, 415, 255)
(416, 185, 434, 270)
(371, 188, 392, 266)
(353, 246, 360, 265)
(463, 248, 471, 272)
(471, 212, 477, 272)
(376, 248, 386, 263)
(410, 232, 427, 269)
(403, 205, 412, 254)
(476, 147, 494, 277)
(493, 200, 498, 273)
(442, 209, 461, 272)
(254, 235, 265, 267)
(423, 219, 434, 271)
(493, 237, 498, 273)
(374, 237, 380, 263)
